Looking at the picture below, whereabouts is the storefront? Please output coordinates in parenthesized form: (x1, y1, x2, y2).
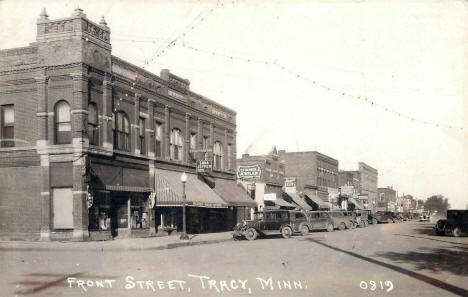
(303, 188, 330, 210)
(154, 169, 228, 234)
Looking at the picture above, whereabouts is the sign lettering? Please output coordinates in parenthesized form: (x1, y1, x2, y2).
(237, 165, 261, 179)
(196, 160, 213, 173)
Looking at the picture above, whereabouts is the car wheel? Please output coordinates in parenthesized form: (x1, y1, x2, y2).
(372, 219, 378, 225)
(300, 225, 309, 236)
(281, 226, 293, 239)
(244, 228, 258, 241)
(326, 223, 334, 232)
(364, 220, 369, 227)
(351, 222, 357, 229)
(453, 227, 462, 237)
(387, 218, 393, 224)
(338, 222, 346, 231)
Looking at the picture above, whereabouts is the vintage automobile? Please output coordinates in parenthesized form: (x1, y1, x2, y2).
(419, 212, 430, 222)
(306, 211, 335, 232)
(329, 211, 353, 230)
(366, 210, 378, 225)
(375, 211, 395, 223)
(354, 210, 369, 227)
(233, 210, 312, 240)
(435, 209, 468, 237)
(344, 211, 357, 228)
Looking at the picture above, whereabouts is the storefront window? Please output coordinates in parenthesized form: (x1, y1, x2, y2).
(88, 191, 111, 231)
(131, 195, 149, 229)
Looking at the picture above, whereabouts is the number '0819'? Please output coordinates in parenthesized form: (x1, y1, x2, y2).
(360, 280, 393, 292)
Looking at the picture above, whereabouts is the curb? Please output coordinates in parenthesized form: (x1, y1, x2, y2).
(142, 237, 234, 251)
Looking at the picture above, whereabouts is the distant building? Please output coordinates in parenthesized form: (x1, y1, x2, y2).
(377, 187, 397, 211)
(278, 150, 338, 210)
(339, 162, 378, 211)
(236, 147, 292, 210)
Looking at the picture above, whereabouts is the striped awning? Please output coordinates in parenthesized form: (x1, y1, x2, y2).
(303, 189, 329, 208)
(284, 189, 312, 210)
(95, 185, 152, 192)
(273, 198, 297, 208)
(213, 178, 257, 207)
(154, 169, 228, 208)
(348, 197, 363, 210)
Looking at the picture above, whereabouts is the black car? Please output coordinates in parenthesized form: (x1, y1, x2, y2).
(435, 210, 468, 237)
(233, 210, 312, 240)
(375, 211, 395, 223)
(306, 211, 335, 232)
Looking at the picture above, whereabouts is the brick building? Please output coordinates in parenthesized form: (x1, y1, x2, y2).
(0, 9, 254, 241)
(339, 162, 378, 211)
(237, 147, 300, 210)
(377, 187, 397, 211)
(277, 150, 338, 210)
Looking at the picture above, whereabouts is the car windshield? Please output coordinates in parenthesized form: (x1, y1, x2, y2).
(254, 212, 264, 220)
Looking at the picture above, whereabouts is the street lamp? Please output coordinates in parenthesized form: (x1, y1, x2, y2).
(180, 172, 189, 240)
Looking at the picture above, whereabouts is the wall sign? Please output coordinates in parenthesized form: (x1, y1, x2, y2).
(237, 164, 261, 179)
(196, 160, 213, 173)
(284, 177, 297, 188)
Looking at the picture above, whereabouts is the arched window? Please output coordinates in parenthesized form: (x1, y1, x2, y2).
(55, 101, 71, 144)
(170, 128, 183, 160)
(213, 141, 224, 170)
(88, 103, 98, 145)
(114, 111, 130, 151)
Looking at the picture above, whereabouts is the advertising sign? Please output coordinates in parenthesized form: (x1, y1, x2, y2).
(284, 176, 297, 188)
(340, 185, 355, 196)
(196, 160, 212, 173)
(237, 164, 261, 179)
(264, 193, 277, 201)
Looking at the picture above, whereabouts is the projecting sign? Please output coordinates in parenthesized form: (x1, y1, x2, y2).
(196, 160, 212, 173)
(237, 164, 262, 179)
(340, 185, 355, 196)
(264, 193, 277, 201)
(284, 177, 297, 188)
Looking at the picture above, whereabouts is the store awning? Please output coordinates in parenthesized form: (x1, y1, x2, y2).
(284, 189, 312, 210)
(273, 198, 297, 208)
(95, 185, 152, 192)
(213, 178, 257, 208)
(154, 169, 227, 208)
(303, 189, 328, 208)
(348, 197, 363, 210)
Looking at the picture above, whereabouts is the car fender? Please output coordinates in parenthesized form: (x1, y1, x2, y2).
(280, 223, 294, 232)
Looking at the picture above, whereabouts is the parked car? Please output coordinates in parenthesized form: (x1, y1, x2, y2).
(329, 211, 353, 230)
(366, 210, 378, 225)
(435, 210, 468, 237)
(354, 210, 369, 227)
(375, 211, 395, 223)
(232, 210, 311, 240)
(344, 211, 358, 228)
(394, 212, 404, 222)
(306, 211, 334, 232)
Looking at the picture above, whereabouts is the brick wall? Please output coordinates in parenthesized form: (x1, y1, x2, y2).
(278, 152, 317, 191)
(0, 166, 41, 240)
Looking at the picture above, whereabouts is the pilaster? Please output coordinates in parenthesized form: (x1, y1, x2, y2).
(102, 73, 113, 150)
(147, 99, 155, 157)
(39, 155, 51, 241)
(164, 106, 170, 160)
(70, 72, 89, 144)
(35, 73, 49, 147)
(133, 93, 141, 154)
(72, 153, 89, 241)
(184, 113, 190, 163)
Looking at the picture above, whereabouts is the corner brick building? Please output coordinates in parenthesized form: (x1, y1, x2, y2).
(0, 9, 254, 241)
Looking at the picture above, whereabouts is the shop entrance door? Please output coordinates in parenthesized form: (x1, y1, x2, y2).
(110, 193, 129, 238)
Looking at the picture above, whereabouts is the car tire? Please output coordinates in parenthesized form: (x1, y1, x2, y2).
(326, 223, 334, 232)
(387, 218, 393, 224)
(453, 227, 462, 237)
(364, 220, 369, 227)
(244, 228, 258, 241)
(281, 226, 293, 239)
(351, 222, 357, 229)
(338, 222, 346, 231)
(300, 225, 309, 236)
(373, 218, 378, 225)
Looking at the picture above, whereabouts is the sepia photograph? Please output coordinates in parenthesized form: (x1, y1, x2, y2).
(0, 0, 467, 296)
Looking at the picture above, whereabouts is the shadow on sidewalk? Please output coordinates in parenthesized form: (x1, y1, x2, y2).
(303, 237, 468, 296)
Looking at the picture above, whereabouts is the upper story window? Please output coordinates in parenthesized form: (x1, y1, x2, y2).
(170, 128, 183, 160)
(139, 117, 146, 155)
(213, 141, 224, 170)
(55, 101, 71, 144)
(0, 105, 14, 148)
(155, 122, 162, 157)
(202, 136, 209, 160)
(227, 144, 232, 170)
(190, 133, 197, 150)
(88, 103, 98, 145)
(114, 111, 130, 151)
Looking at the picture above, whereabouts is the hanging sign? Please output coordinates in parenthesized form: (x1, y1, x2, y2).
(284, 177, 297, 189)
(197, 160, 213, 172)
(237, 164, 261, 179)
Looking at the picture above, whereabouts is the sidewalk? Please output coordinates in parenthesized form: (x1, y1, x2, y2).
(0, 231, 234, 252)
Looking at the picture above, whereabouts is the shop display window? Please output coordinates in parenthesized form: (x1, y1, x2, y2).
(88, 192, 111, 231)
(131, 195, 149, 229)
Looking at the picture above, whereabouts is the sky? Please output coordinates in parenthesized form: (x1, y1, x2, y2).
(0, 0, 467, 208)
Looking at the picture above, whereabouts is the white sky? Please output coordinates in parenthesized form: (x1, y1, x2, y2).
(0, 0, 467, 208)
